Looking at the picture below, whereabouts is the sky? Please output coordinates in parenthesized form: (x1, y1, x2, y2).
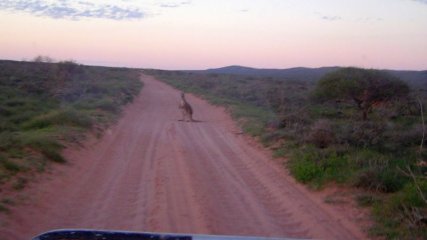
(0, 0, 426, 70)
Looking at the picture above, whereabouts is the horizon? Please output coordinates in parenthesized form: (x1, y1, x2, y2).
(2, 58, 427, 72)
(1, 0, 427, 71)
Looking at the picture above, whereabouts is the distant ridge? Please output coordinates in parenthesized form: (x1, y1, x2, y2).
(202, 65, 427, 86)
(204, 65, 339, 81)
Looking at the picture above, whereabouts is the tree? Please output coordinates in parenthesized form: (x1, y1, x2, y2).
(32, 55, 54, 63)
(314, 67, 409, 120)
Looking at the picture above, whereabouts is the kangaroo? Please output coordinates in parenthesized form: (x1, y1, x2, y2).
(179, 92, 194, 122)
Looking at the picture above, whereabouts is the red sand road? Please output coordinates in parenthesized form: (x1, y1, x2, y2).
(0, 74, 365, 239)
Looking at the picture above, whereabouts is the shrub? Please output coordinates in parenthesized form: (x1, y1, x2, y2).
(0, 131, 22, 150)
(39, 146, 65, 163)
(273, 147, 287, 158)
(313, 67, 409, 120)
(356, 194, 381, 207)
(290, 157, 321, 183)
(261, 130, 284, 145)
(337, 120, 386, 148)
(89, 98, 119, 112)
(383, 124, 424, 150)
(372, 180, 427, 239)
(306, 119, 335, 148)
(289, 146, 322, 183)
(354, 168, 406, 193)
(0, 202, 10, 213)
(242, 120, 265, 137)
(288, 145, 352, 187)
(19, 131, 65, 163)
(321, 153, 351, 183)
(22, 108, 92, 130)
(1, 158, 21, 172)
(349, 150, 409, 192)
(280, 110, 311, 130)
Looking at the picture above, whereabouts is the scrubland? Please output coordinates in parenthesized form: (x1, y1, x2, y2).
(147, 68, 427, 239)
(0, 60, 142, 209)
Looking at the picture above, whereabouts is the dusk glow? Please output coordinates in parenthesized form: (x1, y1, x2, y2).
(1, 0, 426, 70)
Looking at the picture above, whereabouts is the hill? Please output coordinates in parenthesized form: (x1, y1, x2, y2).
(387, 69, 427, 88)
(203, 65, 339, 81)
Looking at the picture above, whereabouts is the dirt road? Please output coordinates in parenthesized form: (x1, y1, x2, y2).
(0, 74, 365, 239)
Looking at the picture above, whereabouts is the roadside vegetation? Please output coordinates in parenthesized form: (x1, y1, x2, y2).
(0, 59, 142, 205)
(147, 68, 427, 239)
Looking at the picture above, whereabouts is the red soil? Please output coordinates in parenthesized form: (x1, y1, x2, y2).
(0, 74, 367, 239)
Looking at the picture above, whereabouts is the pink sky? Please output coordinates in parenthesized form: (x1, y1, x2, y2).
(0, 0, 426, 70)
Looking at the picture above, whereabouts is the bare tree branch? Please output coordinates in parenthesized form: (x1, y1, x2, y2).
(399, 166, 427, 204)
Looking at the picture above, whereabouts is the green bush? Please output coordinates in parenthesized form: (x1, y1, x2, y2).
(273, 147, 287, 158)
(321, 153, 351, 183)
(0, 131, 22, 150)
(78, 97, 120, 112)
(39, 146, 65, 163)
(18, 130, 65, 162)
(383, 124, 424, 150)
(289, 146, 351, 186)
(22, 108, 92, 130)
(396, 180, 427, 208)
(372, 180, 427, 239)
(354, 168, 406, 193)
(289, 147, 322, 183)
(0, 158, 21, 172)
(355, 194, 381, 207)
(349, 150, 409, 193)
(261, 130, 285, 145)
(290, 157, 321, 183)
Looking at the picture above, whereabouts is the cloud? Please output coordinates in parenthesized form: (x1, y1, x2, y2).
(321, 15, 341, 21)
(0, 0, 145, 20)
(313, 11, 342, 21)
(160, 3, 180, 8)
(159, 1, 191, 8)
(356, 17, 383, 22)
(412, 0, 427, 4)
